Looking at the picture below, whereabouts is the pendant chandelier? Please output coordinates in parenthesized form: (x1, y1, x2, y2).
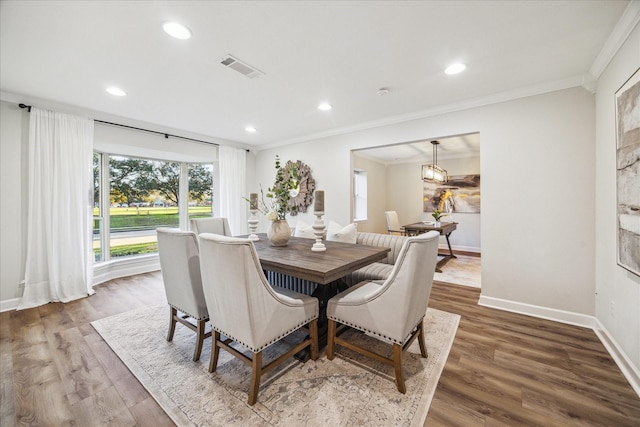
(422, 140, 448, 184)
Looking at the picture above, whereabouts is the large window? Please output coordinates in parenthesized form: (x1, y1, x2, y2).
(93, 153, 214, 262)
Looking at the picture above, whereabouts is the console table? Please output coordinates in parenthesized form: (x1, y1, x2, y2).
(402, 222, 457, 272)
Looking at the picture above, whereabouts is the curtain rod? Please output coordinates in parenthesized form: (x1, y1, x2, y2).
(18, 103, 250, 151)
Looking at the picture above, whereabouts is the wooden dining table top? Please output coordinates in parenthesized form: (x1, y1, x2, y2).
(402, 221, 457, 234)
(250, 234, 390, 285)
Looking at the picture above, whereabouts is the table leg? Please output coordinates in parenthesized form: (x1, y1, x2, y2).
(445, 232, 457, 259)
(435, 232, 457, 273)
(294, 279, 343, 362)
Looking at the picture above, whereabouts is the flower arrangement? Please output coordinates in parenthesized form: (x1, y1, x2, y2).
(250, 156, 300, 222)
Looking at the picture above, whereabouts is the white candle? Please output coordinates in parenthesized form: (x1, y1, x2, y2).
(249, 193, 258, 210)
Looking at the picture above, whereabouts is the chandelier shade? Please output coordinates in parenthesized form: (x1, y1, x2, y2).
(422, 141, 448, 184)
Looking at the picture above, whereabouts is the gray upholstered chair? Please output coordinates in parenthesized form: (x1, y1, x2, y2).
(198, 233, 319, 406)
(190, 217, 232, 237)
(326, 231, 440, 393)
(384, 210, 406, 235)
(156, 227, 211, 362)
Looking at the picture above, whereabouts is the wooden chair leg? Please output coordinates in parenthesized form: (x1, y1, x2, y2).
(209, 331, 220, 373)
(309, 319, 319, 361)
(248, 351, 263, 406)
(417, 321, 428, 358)
(393, 343, 406, 394)
(167, 306, 177, 342)
(193, 319, 206, 362)
(327, 319, 336, 360)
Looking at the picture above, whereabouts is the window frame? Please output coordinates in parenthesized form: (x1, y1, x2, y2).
(353, 168, 368, 222)
(93, 150, 214, 264)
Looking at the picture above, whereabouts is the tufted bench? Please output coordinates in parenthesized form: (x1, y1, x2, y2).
(344, 232, 408, 287)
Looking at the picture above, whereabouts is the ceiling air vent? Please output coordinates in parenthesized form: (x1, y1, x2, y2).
(219, 55, 264, 79)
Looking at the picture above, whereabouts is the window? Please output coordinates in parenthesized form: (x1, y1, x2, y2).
(353, 169, 367, 221)
(92, 152, 214, 262)
(188, 163, 213, 221)
(93, 153, 103, 262)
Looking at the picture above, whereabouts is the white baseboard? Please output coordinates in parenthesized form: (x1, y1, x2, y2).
(478, 294, 597, 328)
(479, 294, 639, 398)
(594, 320, 640, 398)
(447, 244, 481, 254)
(93, 254, 160, 287)
(0, 297, 21, 312)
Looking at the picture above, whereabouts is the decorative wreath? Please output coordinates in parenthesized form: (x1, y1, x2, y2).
(282, 160, 315, 215)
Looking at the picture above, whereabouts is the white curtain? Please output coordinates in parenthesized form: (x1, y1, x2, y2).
(219, 146, 247, 236)
(18, 108, 95, 310)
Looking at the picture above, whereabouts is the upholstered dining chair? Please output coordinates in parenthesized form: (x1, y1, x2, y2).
(156, 227, 211, 362)
(190, 217, 232, 237)
(384, 210, 406, 235)
(198, 233, 319, 406)
(326, 230, 440, 393)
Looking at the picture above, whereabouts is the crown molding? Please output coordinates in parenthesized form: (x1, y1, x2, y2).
(590, 1, 640, 79)
(259, 74, 587, 151)
(581, 73, 598, 94)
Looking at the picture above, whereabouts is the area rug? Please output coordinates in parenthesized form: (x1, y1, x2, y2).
(91, 305, 460, 427)
(434, 254, 481, 288)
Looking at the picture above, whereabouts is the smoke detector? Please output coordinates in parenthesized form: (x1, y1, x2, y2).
(219, 55, 265, 79)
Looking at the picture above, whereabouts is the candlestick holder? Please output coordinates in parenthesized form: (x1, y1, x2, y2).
(248, 209, 260, 241)
(311, 211, 326, 252)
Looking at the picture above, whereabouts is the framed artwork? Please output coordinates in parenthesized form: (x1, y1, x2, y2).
(615, 68, 640, 277)
(423, 174, 480, 213)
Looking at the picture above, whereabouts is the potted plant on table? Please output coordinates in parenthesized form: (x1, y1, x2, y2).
(251, 156, 300, 246)
(431, 209, 446, 227)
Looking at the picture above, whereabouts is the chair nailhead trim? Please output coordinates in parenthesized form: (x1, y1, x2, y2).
(214, 315, 317, 353)
(169, 304, 209, 321)
(328, 316, 424, 345)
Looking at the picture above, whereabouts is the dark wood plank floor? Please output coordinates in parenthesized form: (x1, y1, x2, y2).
(1, 272, 638, 426)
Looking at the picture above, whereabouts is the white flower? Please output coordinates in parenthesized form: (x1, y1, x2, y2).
(267, 211, 278, 222)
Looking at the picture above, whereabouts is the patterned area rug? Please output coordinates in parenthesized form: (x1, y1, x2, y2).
(92, 305, 460, 427)
(434, 254, 481, 288)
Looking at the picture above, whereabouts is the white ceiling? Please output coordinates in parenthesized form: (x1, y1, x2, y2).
(0, 1, 631, 150)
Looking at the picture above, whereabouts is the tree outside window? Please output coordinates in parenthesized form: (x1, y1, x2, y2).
(92, 153, 214, 260)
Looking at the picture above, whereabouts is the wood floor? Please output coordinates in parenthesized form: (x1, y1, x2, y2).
(1, 272, 639, 426)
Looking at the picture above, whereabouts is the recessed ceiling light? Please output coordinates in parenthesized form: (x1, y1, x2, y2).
(318, 103, 333, 111)
(106, 86, 126, 97)
(445, 63, 466, 75)
(162, 22, 192, 40)
(245, 125, 257, 133)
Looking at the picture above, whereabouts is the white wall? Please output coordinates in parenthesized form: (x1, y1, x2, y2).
(0, 102, 27, 306)
(94, 122, 218, 164)
(254, 87, 596, 318)
(4, 87, 598, 326)
(594, 24, 640, 373)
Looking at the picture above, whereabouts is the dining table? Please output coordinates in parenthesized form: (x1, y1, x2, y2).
(249, 233, 390, 359)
